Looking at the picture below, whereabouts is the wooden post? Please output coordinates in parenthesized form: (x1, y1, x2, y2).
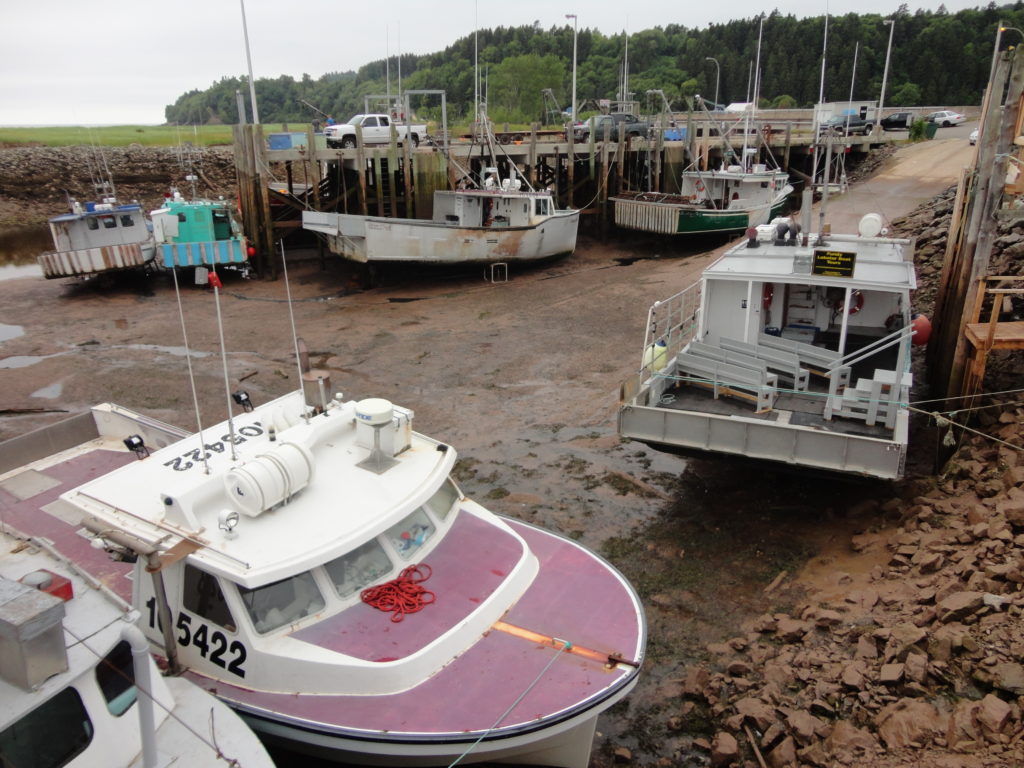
(654, 118, 664, 192)
(402, 130, 414, 218)
(388, 126, 399, 217)
(373, 149, 385, 216)
(567, 121, 575, 209)
(356, 127, 368, 216)
(600, 121, 611, 239)
(528, 123, 538, 188)
(307, 126, 321, 211)
(783, 122, 792, 170)
(615, 134, 627, 196)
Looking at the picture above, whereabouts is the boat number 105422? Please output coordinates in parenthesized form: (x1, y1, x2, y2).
(145, 597, 247, 678)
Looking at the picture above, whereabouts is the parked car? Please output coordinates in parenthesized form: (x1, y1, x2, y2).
(970, 128, 979, 145)
(925, 110, 966, 127)
(818, 114, 874, 136)
(573, 113, 653, 142)
(880, 111, 916, 131)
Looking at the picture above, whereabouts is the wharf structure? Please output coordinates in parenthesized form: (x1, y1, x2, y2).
(232, 111, 899, 278)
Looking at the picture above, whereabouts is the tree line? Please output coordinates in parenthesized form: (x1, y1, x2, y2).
(165, 3, 1024, 127)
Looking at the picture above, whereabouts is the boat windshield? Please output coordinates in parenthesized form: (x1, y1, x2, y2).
(424, 478, 460, 521)
(238, 571, 326, 634)
(324, 539, 393, 598)
(385, 508, 436, 560)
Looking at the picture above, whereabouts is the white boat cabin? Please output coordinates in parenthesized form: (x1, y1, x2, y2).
(48, 201, 151, 252)
(433, 188, 557, 228)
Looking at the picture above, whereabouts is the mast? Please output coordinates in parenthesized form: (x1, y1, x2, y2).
(743, 16, 764, 169)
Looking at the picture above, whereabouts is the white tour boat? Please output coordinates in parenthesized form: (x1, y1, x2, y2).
(0, 529, 274, 767)
(618, 212, 928, 481)
(0, 381, 645, 766)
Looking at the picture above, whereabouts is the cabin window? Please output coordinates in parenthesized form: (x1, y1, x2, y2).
(119, 215, 135, 227)
(183, 565, 236, 631)
(385, 508, 436, 560)
(96, 640, 137, 716)
(100, 216, 116, 229)
(324, 539, 393, 598)
(238, 571, 325, 634)
(424, 479, 460, 521)
(86, 218, 99, 231)
(534, 199, 549, 216)
(177, 213, 188, 223)
(0, 687, 93, 768)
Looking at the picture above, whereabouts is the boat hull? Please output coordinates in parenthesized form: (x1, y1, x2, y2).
(38, 242, 156, 279)
(618, 395, 908, 480)
(304, 212, 579, 264)
(240, 681, 628, 768)
(612, 196, 789, 235)
(159, 238, 248, 268)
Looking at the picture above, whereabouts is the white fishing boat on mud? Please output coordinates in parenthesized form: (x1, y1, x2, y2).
(303, 99, 578, 266)
(38, 190, 156, 280)
(617, 211, 928, 481)
(0, 529, 274, 768)
(612, 162, 792, 236)
(0, 379, 645, 766)
(303, 167, 579, 265)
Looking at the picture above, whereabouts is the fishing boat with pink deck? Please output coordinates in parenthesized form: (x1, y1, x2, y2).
(0, 370, 645, 766)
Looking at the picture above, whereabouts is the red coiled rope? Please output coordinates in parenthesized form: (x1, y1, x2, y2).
(360, 564, 435, 622)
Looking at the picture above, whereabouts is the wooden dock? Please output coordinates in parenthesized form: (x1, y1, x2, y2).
(234, 117, 893, 277)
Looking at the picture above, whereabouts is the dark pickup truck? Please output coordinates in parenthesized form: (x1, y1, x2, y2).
(818, 114, 875, 136)
(573, 113, 653, 142)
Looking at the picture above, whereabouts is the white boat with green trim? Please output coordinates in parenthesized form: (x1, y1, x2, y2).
(612, 163, 793, 235)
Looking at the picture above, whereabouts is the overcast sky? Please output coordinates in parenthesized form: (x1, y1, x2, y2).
(1, 0, 989, 125)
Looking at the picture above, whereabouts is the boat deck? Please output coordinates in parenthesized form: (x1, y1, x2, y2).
(656, 377, 893, 440)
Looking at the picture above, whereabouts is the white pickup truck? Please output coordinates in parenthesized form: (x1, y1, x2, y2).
(324, 114, 427, 148)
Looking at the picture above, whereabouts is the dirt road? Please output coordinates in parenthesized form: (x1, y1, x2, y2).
(0, 136, 968, 764)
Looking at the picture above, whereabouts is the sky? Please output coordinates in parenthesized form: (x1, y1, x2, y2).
(1, 0, 990, 126)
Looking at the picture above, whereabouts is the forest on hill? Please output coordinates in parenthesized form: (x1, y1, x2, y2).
(165, 3, 1024, 127)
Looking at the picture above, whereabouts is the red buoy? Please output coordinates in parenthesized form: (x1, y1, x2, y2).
(247, 246, 256, 257)
(911, 313, 932, 345)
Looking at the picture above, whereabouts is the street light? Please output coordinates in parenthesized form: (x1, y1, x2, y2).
(1001, 26, 1024, 45)
(705, 57, 720, 110)
(566, 14, 578, 122)
(878, 19, 895, 135)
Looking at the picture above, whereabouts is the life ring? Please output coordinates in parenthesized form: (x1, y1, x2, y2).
(837, 290, 864, 315)
(695, 181, 705, 193)
(762, 283, 774, 309)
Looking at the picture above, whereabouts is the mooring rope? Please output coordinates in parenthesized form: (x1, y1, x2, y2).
(361, 564, 436, 622)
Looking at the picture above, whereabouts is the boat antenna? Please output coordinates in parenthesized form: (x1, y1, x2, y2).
(171, 266, 212, 474)
(474, 2, 479, 125)
(280, 240, 311, 424)
(209, 268, 240, 460)
(812, 5, 829, 191)
(397, 23, 402, 113)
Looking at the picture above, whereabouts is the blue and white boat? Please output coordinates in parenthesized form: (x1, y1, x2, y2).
(38, 196, 156, 280)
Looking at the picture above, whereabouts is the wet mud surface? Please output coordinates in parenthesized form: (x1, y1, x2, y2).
(0, 232, 926, 766)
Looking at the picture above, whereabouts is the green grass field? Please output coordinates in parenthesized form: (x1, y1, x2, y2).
(0, 124, 296, 147)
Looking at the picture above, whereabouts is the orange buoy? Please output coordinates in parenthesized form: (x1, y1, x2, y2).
(911, 313, 932, 345)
